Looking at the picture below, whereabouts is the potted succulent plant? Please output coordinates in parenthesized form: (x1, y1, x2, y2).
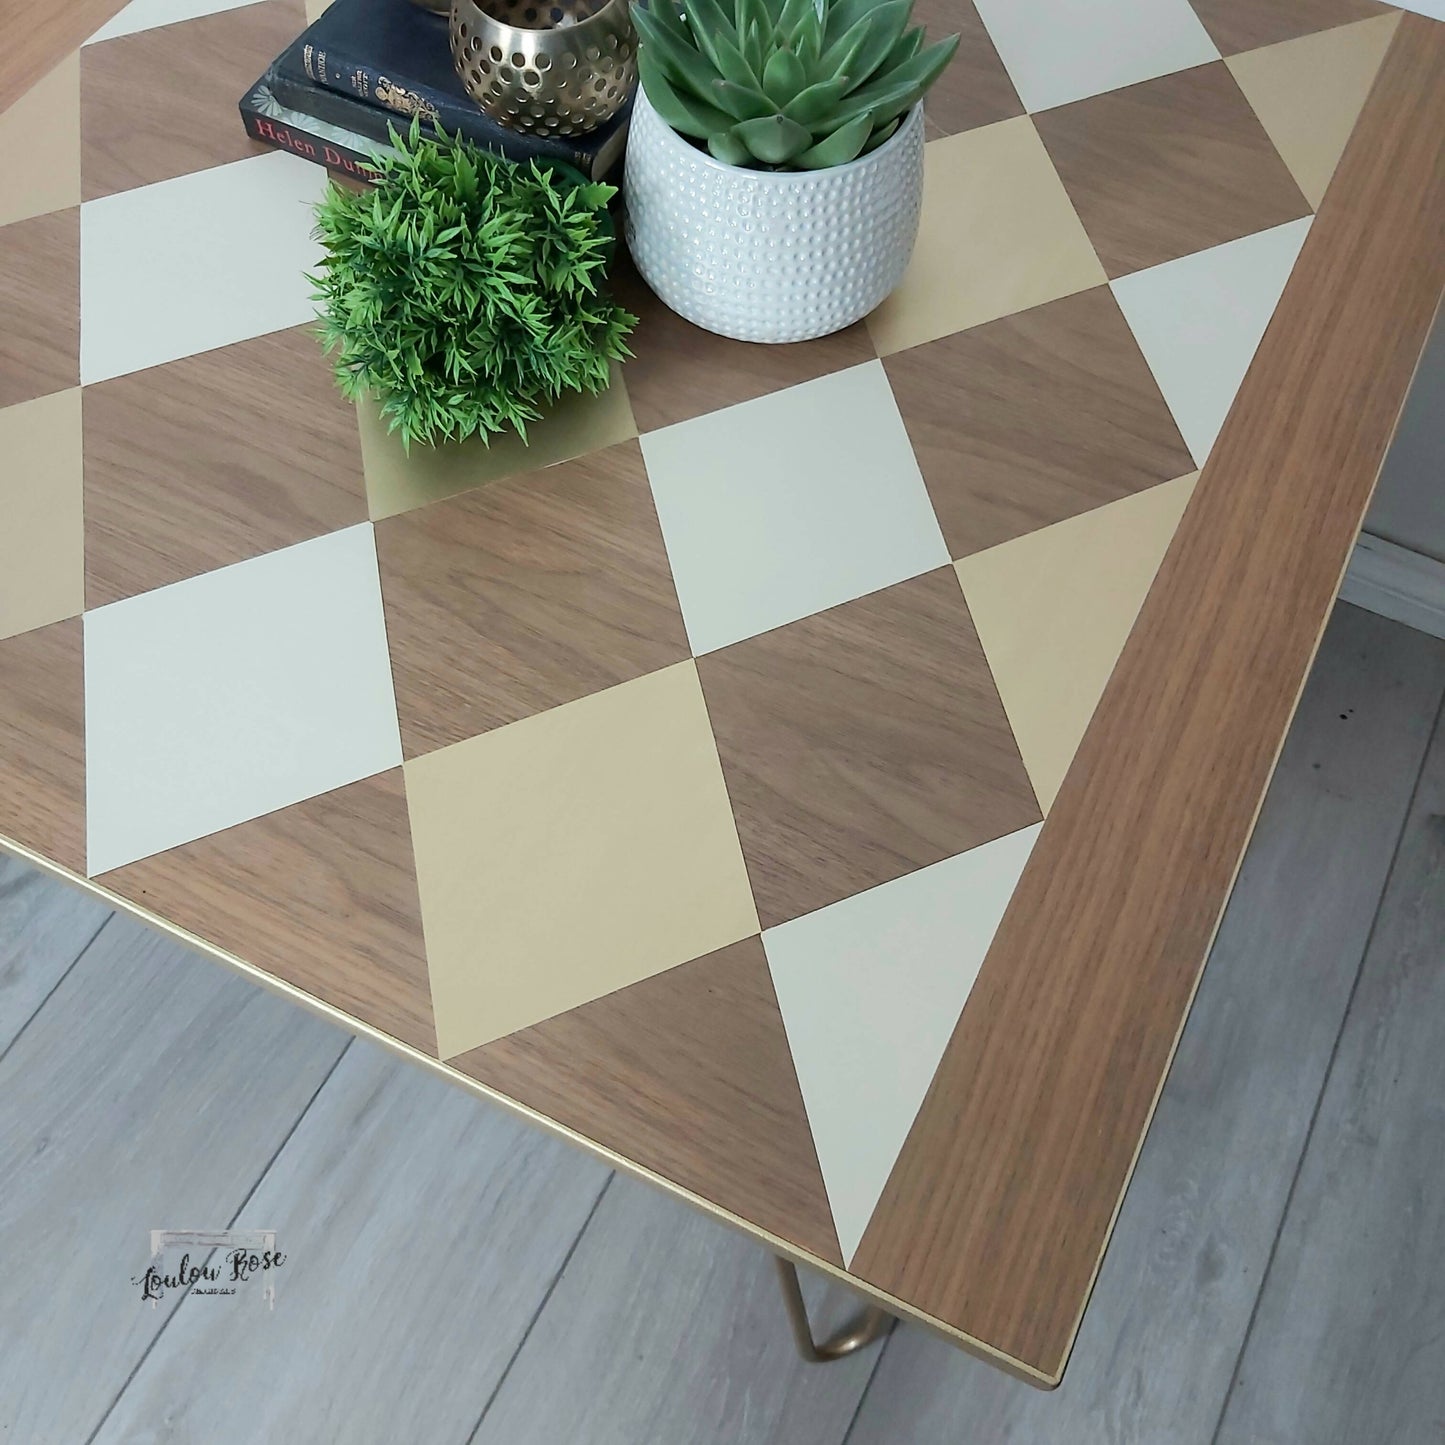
(312, 119, 636, 449)
(624, 0, 958, 343)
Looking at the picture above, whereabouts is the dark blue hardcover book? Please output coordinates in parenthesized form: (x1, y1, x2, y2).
(273, 0, 630, 179)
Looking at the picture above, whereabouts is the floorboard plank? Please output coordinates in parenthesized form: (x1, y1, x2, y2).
(1215, 696, 1445, 1445)
(0, 914, 350, 1444)
(472, 1173, 881, 1445)
(91, 1041, 612, 1445)
(847, 604, 1445, 1443)
(0, 854, 110, 1051)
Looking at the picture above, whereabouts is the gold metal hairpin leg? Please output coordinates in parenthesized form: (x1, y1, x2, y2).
(772, 1256, 894, 1363)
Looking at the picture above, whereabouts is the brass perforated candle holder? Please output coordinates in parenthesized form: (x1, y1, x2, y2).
(450, 0, 635, 137)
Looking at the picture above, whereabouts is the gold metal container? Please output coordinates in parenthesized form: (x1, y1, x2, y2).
(450, 0, 636, 138)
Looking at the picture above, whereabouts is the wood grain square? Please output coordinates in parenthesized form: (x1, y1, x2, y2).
(914, 0, 1022, 139)
(0, 618, 86, 874)
(375, 439, 689, 759)
(83, 326, 368, 607)
(614, 256, 876, 434)
(0, 208, 79, 409)
(698, 568, 1041, 930)
(99, 770, 438, 1055)
(1034, 63, 1311, 279)
(80, 0, 304, 201)
(1188, 0, 1396, 54)
(455, 937, 844, 1265)
(886, 287, 1194, 558)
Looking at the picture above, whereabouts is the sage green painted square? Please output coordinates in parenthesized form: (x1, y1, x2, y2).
(358, 365, 638, 521)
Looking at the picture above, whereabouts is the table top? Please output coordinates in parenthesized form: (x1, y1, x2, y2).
(2, 0, 1443, 1387)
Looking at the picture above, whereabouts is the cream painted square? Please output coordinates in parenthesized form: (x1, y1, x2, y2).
(1112, 218, 1311, 466)
(405, 660, 759, 1058)
(85, 523, 402, 875)
(867, 119, 1107, 357)
(0, 54, 80, 228)
(641, 361, 948, 654)
(358, 365, 637, 521)
(974, 0, 1218, 112)
(86, 0, 266, 43)
(956, 473, 1197, 814)
(80, 151, 327, 385)
(0, 391, 84, 641)
(763, 823, 1043, 1264)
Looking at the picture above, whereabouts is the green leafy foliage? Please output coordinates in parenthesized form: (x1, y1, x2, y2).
(311, 120, 636, 450)
(633, 0, 958, 171)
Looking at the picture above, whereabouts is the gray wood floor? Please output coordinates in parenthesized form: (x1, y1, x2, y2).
(2, 601, 1443, 1445)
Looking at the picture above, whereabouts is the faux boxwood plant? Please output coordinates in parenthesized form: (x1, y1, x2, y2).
(632, 0, 959, 170)
(311, 120, 635, 450)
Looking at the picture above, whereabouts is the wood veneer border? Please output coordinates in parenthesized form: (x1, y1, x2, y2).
(851, 13, 1445, 1385)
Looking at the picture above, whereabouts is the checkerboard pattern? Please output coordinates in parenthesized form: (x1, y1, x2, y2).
(0, 0, 1411, 1283)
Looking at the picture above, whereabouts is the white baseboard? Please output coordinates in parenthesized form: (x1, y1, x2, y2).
(1340, 533, 1445, 641)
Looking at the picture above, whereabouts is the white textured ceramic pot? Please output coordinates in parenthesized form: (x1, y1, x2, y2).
(623, 85, 925, 344)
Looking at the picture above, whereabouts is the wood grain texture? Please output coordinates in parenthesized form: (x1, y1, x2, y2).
(79, 0, 302, 201)
(0, 619, 86, 875)
(0, 852, 109, 1052)
(374, 438, 689, 759)
(1034, 63, 1310, 279)
(473, 1174, 878, 1445)
(885, 286, 1194, 559)
(91, 1041, 611, 1445)
(1189, 0, 1396, 55)
(1216, 703, 1445, 1445)
(0, 0, 125, 115)
(0, 913, 348, 1444)
(847, 604, 1445, 1442)
(852, 19, 1445, 1381)
(454, 937, 843, 1265)
(0, 207, 78, 409)
(697, 568, 1041, 929)
(913, 0, 1021, 140)
(83, 326, 368, 607)
(98, 770, 438, 1056)
(613, 256, 876, 434)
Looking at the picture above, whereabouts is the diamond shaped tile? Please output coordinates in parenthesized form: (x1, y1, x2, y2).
(85, 0, 271, 43)
(81, 0, 304, 201)
(956, 473, 1197, 813)
(1226, 12, 1400, 208)
(357, 366, 638, 521)
(84, 523, 402, 875)
(0, 619, 86, 873)
(0, 54, 79, 228)
(1187, 0, 1396, 55)
(866, 118, 1106, 357)
(763, 822, 1042, 1263)
(0, 390, 84, 641)
(83, 326, 368, 607)
(974, 0, 1218, 112)
(1112, 217, 1311, 466)
(885, 287, 1194, 560)
(614, 254, 876, 434)
(405, 661, 758, 1059)
(375, 438, 689, 759)
(454, 936, 843, 1263)
(1033, 63, 1310, 280)
(641, 361, 948, 655)
(0, 208, 79, 409)
(79, 151, 326, 385)
(697, 568, 1041, 928)
(100, 770, 436, 1054)
(912, 0, 1022, 139)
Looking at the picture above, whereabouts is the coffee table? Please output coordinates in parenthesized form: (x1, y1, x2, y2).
(2, 0, 1442, 1387)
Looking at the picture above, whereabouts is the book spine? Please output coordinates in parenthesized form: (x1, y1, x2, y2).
(273, 61, 609, 179)
(239, 101, 383, 183)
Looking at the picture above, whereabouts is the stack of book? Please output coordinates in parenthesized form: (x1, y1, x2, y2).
(240, 0, 632, 184)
